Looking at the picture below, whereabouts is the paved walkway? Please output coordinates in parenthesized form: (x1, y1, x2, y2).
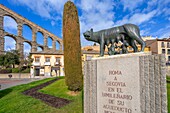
(0, 73, 30, 78)
(0, 78, 43, 90)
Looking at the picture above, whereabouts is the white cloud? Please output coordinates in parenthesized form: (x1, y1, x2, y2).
(168, 17, 170, 21)
(116, 10, 157, 26)
(78, 0, 115, 46)
(8, 0, 74, 36)
(159, 26, 170, 38)
(23, 42, 31, 53)
(51, 21, 55, 26)
(49, 46, 52, 48)
(10, 0, 50, 18)
(4, 37, 32, 53)
(4, 36, 16, 51)
(140, 28, 151, 36)
(160, 32, 170, 39)
(147, 0, 158, 6)
(4, 16, 17, 32)
(161, 8, 170, 16)
(9, 0, 68, 26)
(152, 25, 170, 38)
(145, 0, 170, 16)
(120, 0, 144, 11)
(8, 0, 170, 47)
(144, 0, 158, 12)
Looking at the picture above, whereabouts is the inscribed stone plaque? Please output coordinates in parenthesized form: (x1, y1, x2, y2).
(97, 56, 140, 113)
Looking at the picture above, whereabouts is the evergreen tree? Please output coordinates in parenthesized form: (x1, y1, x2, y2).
(63, 1, 83, 91)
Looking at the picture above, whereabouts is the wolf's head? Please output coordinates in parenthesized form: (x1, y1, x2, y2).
(83, 28, 93, 41)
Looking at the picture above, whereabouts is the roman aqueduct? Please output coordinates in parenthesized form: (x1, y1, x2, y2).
(0, 4, 63, 59)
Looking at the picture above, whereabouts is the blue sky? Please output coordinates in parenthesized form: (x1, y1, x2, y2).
(1, 0, 170, 53)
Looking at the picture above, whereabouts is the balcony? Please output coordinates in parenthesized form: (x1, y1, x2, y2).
(55, 61, 61, 66)
(44, 62, 51, 66)
(33, 62, 41, 66)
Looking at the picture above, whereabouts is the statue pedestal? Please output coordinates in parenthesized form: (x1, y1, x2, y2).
(84, 53, 167, 113)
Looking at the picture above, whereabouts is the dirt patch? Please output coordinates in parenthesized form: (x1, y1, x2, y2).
(67, 91, 80, 96)
(22, 78, 71, 108)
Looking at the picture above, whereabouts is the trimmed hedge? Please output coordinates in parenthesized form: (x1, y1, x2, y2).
(63, 1, 83, 91)
(21, 68, 30, 73)
(0, 68, 30, 74)
(0, 68, 12, 74)
(12, 68, 20, 73)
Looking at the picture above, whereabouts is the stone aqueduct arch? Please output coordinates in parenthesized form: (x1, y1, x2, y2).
(0, 4, 63, 59)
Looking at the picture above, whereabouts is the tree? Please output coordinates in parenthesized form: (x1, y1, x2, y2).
(5, 50, 20, 68)
(23, 53, 33, 68)
(0, 50, 20, 68)
(63, 1, 83, 91)
(0, 54, 5, 68)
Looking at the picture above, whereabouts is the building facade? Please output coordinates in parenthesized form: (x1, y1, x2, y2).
(30, 48, 105, 78)
(30, 40, 151, 78)
(146, 38, 170, 64)
(30, 51, 64, 78)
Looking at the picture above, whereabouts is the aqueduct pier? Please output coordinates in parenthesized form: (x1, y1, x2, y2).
(0, 4, 63, 59)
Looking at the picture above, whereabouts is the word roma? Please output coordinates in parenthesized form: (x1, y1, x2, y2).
(109, 70, 122, 75)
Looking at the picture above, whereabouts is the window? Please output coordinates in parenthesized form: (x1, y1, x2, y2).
(162, 49, 165, 54)
(56, 57, 60, 65)
(45, 57, 50, 62)
(168, 56, 170, 61)
(167, 42, 170, 48)
(56, 57, 60, 62)
(168, 49, 170, 54)
(167, 56, 170, 65)
(35, 57, 40, 62)
(161, 42, 165, 47)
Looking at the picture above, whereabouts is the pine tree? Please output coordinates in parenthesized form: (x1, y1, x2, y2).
(63, 1, 83, 91)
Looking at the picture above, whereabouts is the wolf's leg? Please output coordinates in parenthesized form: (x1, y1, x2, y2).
(127, 39, 138, 52)
(130, 40, 138, 52)
(124, 28, 145, 52)
(127, 30, 145, 51)
(135, 38, 145, 52)
(100, 43, 105, 56)
(100, 36, 105, 56)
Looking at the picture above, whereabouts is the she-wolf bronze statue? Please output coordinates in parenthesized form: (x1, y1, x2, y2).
(83, 24, 146, 56)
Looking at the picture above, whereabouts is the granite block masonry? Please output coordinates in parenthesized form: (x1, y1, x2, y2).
(84, 53, 167, 113)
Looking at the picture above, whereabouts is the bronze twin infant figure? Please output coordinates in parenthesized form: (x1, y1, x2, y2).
(83, 24, 146, 56)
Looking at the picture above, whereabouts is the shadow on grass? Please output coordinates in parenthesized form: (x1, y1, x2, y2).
(0, 88, 12, 99)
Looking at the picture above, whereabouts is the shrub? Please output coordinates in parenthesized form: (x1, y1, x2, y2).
(63, 1, 83, 91)
(12, 68, 20, 73)
(0, 68, 12, 74)
(21, 68, 30, 73)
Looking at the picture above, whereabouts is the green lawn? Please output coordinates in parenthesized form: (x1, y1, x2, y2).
(0, 77, 83, 113)
(0, 77, 169, 113)
(39, 78, 83, 113)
